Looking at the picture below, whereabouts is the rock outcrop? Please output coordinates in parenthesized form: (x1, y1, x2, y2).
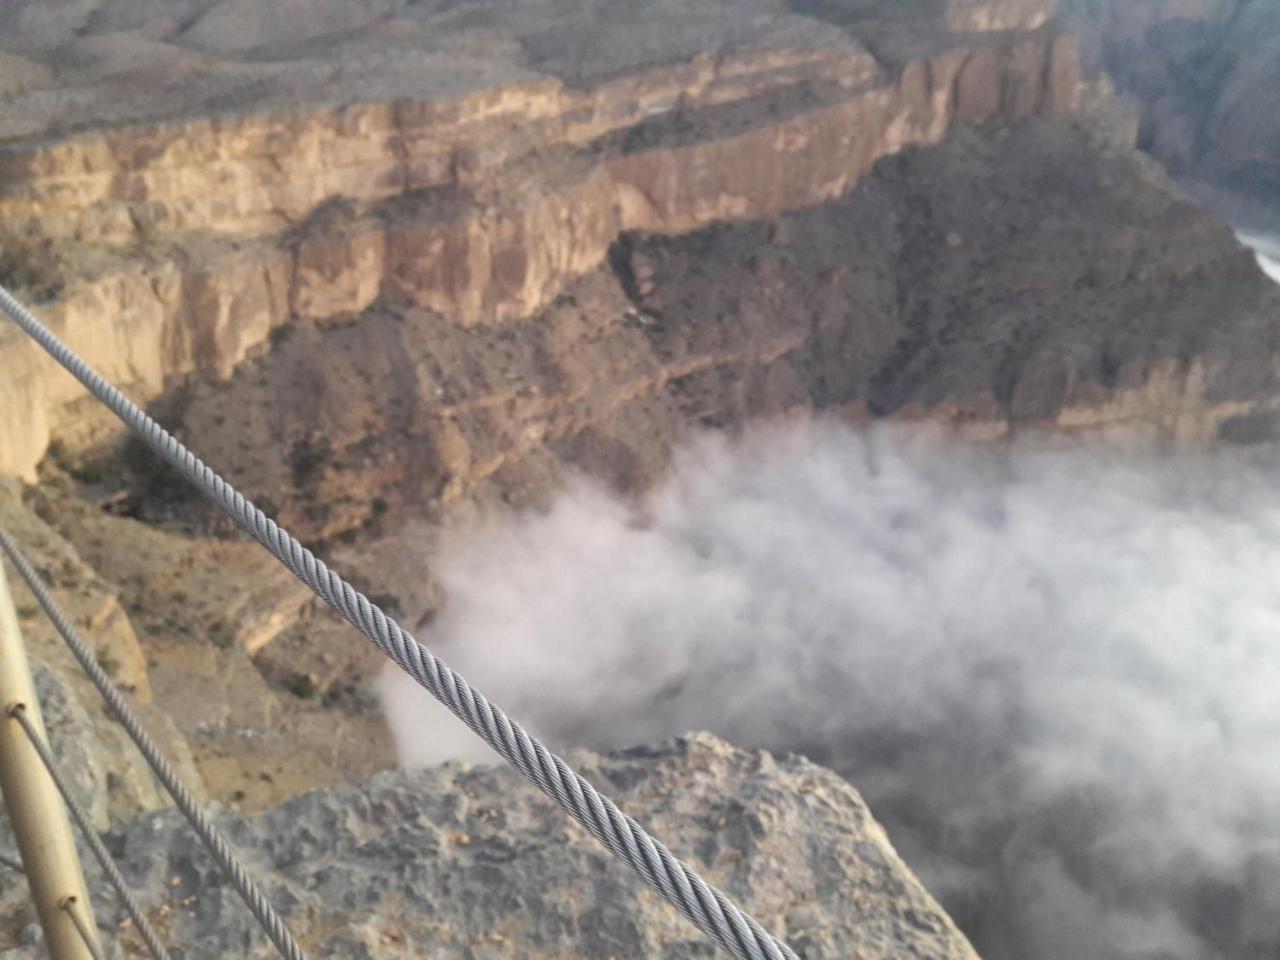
(0, 733, 981, 960)
(0, 0, 1082, 480)
(0, 477, 201, 832)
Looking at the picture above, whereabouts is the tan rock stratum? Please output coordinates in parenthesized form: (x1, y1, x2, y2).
(0, 0, 1082, 480)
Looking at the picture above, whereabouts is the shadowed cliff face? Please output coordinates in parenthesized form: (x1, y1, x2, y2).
(156, 121, 1280, 569)
(1056, 0, 1280, 230)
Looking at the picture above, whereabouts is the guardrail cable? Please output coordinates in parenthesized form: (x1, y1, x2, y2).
(0, 532, 304, 960)
(0, 282, 798, 960)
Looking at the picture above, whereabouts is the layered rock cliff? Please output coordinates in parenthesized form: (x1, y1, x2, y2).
(0, 0, 1083, 481)
(133, 118, 1280, 622)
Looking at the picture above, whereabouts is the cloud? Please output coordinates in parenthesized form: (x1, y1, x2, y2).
(380, 421, 1280, 959)
(1238, 230, 1280, 286)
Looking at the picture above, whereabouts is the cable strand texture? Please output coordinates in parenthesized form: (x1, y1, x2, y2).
(0, 283, 798, 960)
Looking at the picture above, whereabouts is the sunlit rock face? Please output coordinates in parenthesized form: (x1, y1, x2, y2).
(0, 0, 1081, 480)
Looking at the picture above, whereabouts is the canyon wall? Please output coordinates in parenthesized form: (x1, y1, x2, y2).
(159, 119, 1280, 583)
(4, 0, 1277, 619)
(1057, 0, 1280, 229)
(0, 0, 1277, 878)
(0, 0, 1081, 480)
(0, 0, 1110, 854)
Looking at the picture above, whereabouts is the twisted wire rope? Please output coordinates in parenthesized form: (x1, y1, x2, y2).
(0, 532, 302, 960)
(0, 282, 798, 960)
(62, 896, 106, 960)
(8, 704, 170, 960)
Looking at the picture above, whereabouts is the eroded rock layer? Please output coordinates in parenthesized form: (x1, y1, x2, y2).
(0, 0, 1082, 480)
(155, 119, 1280, 622)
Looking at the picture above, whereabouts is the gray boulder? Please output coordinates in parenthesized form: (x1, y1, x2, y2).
(5, 733, 979, 959)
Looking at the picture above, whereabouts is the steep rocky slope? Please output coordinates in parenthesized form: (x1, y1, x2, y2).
(149, 118, 1280, 624)
(0, 472, 395, 818)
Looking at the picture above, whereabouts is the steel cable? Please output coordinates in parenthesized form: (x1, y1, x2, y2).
(0, 533, 303, 960)
(0, 282, 798, 960)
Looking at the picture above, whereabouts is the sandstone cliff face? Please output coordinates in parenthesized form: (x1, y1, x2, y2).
(1, 734, 981, 960)
(148, 118, 1280, 626)
(0, 0, 1080, 480)
(9, 107, 1276, 642)
(0, 6, 1275, 959)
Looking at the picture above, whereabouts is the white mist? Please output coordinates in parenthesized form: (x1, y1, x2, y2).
(380, 422, 1280, 959)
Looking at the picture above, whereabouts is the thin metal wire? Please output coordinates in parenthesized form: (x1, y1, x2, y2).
(62, 896, 106, 960)
(10, 704, 172, 960)
(0, 534, 299, 960)
(0, 281, 798, 960)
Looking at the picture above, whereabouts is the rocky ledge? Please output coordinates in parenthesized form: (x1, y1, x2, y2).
(0, 733, 980, 960)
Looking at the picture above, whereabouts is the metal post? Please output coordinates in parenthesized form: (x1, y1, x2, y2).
(0, 557, 100, 960)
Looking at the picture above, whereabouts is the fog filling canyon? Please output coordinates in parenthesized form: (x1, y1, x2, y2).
(1240, 233, 1280, 287)
(382, 422, 1280, 960)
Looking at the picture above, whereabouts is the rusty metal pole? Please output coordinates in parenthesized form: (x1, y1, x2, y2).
(0, 557, 99, 960)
